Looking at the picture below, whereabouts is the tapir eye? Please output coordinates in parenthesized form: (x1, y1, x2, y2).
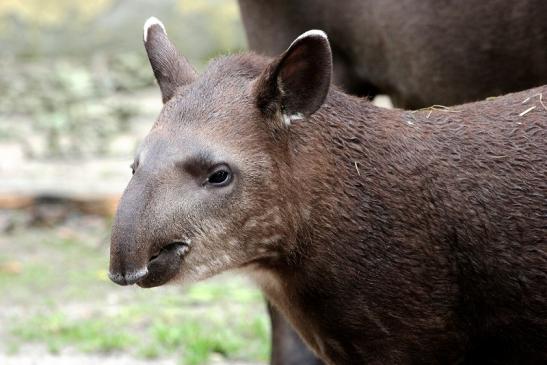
(205, 165, 232, 187)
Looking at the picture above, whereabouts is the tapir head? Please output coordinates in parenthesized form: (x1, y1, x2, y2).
(108, 17, 332, 288)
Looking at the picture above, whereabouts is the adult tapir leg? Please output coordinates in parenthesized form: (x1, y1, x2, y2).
(268, 302, 323, 365)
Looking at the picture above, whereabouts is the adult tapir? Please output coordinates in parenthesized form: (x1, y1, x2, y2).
(238, 0, 547, 108)
(109, 18, 547, 365)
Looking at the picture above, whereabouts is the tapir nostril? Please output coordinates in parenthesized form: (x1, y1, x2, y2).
(108, 271, 127, 286)
(108, 268, 149, 286)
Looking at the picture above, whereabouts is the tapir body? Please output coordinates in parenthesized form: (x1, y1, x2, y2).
(109, 20, 547, 364)
(239, 0, 547, 108)
(239, 1, 547, 362)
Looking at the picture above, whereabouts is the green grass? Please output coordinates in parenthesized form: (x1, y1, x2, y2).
(9, 304, 270, 364)
(1, 217, 270, 364)
(11, 312, 138, 354)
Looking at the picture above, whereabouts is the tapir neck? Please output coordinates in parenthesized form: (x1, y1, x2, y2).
(289, 89, 409, 258)
(259, 89, 452, 363)
(255, 91, 400, 359)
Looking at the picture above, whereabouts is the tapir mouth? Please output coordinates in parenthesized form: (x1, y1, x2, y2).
(136, 240, 190, 288)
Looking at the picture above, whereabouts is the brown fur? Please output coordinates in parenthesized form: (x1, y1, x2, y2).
(238, 1, 547, 361)
(256, 84, 547, 364)
(109, 24, 547, 364)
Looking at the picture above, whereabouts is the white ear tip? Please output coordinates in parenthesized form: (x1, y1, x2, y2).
(143, 16, 167, 42)
(295, 29, 328, 42)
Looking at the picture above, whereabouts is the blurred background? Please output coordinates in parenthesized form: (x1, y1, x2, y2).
(0, 1, 269, 364)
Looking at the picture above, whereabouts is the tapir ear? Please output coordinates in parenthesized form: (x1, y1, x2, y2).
(143, 17, 197, 103)
(254, 30, 332, 125)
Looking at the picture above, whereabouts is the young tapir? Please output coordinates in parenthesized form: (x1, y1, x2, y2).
(109, 18, 547, 364)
